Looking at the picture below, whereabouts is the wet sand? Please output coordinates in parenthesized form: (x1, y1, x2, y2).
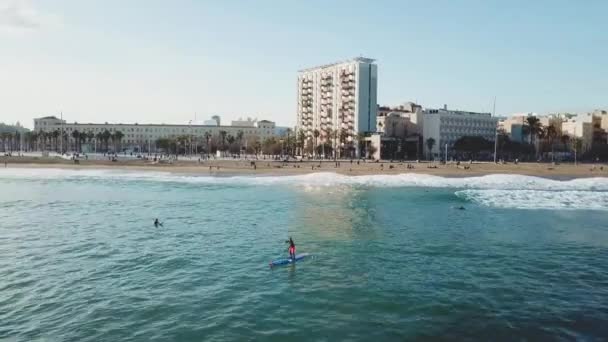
(1, 156, 607, 178)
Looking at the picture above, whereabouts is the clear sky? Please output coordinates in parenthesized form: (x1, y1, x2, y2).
(1, 0, 607, 129)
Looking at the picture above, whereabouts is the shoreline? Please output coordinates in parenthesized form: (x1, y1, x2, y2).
(1, 156, 607, 178)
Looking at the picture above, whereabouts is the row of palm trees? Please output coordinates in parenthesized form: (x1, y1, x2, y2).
(299, 128, 368, 159)
(522, 116, 585, 160)
(0, 129, 124, 153)
(154, 130, 250, 156)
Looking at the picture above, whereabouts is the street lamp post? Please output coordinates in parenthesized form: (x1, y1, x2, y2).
(494, 127, 498, 163)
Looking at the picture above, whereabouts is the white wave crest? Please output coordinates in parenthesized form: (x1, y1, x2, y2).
(1, 168, 608, 191)
(456, 189, 608, 211)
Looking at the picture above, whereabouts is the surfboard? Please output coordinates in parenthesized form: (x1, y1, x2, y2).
(269, 253, 310, 267)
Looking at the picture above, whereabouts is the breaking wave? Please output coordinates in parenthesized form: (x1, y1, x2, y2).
(1, 168, 608, 210)
(1, 168, 607, 190)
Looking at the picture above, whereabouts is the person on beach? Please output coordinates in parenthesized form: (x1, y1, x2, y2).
(286, 237, 296, 260)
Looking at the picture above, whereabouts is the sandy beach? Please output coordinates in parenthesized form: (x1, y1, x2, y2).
(1, 156, 607, 178)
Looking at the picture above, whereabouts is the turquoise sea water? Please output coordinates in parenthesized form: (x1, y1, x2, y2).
(1, 168, 608, 341)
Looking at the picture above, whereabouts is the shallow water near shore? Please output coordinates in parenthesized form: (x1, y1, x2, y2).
(1, 168, 608, 341)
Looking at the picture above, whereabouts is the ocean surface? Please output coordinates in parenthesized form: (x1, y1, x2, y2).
(1, 168, 608, 341)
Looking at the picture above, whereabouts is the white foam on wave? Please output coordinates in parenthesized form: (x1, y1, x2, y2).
(1, 168, 608, 191)
(2, 168, 608, 210)
(456, 189, 608, 211)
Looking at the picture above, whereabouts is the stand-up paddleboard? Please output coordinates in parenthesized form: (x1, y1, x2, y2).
(269, 253, 310, 268)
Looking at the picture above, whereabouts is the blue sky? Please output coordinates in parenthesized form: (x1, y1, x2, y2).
(1, 0, 606, 128)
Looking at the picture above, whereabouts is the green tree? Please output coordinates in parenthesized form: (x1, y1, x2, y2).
(204, 131, 212, 157)
(219, 130, 227, 151)
(71, 130, 80, 152)
(51, 129, 60, 152)
(285, 128, 293, 157)
(545, 124, 558, 161)
(236, 130, 244, 155)
(453, 136, 493, 159)
(102, 130, 111, 152)
(227, 134, 237, 154)
(296, 130, 306, 156)
(426, 138, 436, 160)
(313, 129, 320, 158)
(95, 132, 103, 152)
(113, 131, 124, 152)
(525, 116, 542, 156)
(357, 132, 367, 158)
(560, 134, 570, 152)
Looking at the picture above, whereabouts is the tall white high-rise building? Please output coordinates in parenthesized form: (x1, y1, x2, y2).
(297, 57, 378, 154)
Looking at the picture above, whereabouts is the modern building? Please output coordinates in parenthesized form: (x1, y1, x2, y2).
(539, 114, 565, 136)
(561, 116, 594, 152)
(296, 57, 378, 156)
(34, 116, 277, 152)
(499, 114, 529, 143)
(422, 105, 499, 159)
(377, 102, 423, 136)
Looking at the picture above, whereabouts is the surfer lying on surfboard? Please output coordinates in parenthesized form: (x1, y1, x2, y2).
(285, 237, 296, 260)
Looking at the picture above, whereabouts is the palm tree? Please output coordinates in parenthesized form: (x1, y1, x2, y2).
(560, 134, 570, 152)
(426, 137, 436, 160)
(102, 130, 111, 152)
(0, 132, 9, 152)
(86, 131, 94, 152)
(71, 130, 80, 152)
(113, 131, 124, 152)
(227, 134, 236, 154)
(410, 132, 421, 160)
(357, 132, 367, 158)
(61, 131, 69, 153)
(51, 129, 60, 152)
(339, 128, 348, 159)
(526, 116, 542, 156)
(325, 128, 334, 159)
(236, 130, 244, 155)
(572, 137, 582, 165)
(23, 131, 33, 151)
(219, 130, 227, 151)
(285, 128, 292, 157)
(313, 129, 320, 159)
(545, 125, 558, 161)
(297, 130, 306, 156)
(204, 131, 211, 157)
(95, 132, 103, 153)
(38, 131, 47, 151)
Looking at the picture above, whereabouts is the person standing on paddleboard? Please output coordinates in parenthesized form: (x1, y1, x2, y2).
(286, 237, 296, 260)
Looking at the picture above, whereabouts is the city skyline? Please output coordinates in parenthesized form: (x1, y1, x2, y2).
(1, 0, 607, 129)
